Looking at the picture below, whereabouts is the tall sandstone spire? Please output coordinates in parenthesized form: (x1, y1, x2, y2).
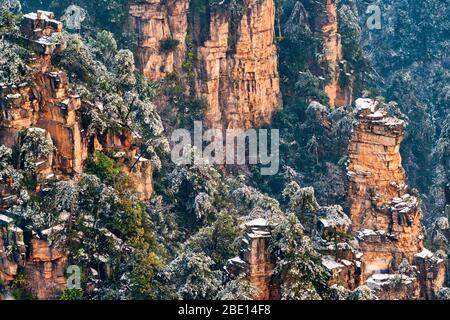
(347, 98, 424, 278)
(313, 0, 353, 108)
(128, 0, 282, 129)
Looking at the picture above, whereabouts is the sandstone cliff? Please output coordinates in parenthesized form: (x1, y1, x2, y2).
(128, 0, 190, 80)
(0, 11, 154, 299)
(312, 0, 353, 108)
(129, 0, 282, 129)
(195, 0, 282, 129)
(0, 11, 153, 200)
(347, 98, 423, 277)
(347, 98, 446, 299)
(226, 218, 274, 300)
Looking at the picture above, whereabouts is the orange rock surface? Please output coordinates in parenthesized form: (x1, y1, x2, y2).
(348, 98, 424, 279)
(196, 0, 282, 129)
(128, 0, 190, 80)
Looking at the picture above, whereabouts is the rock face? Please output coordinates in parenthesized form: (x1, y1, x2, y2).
(25, 239, 67, 300)
(366, 273, 420, 300)
(414, 249, 447, 300)
(129, 0, 282, 129)
(195, 0, 282, 129)
(310, 0, 353, 108)
(0, 11, 153, 200)
(1, 216, 66, 300)
(314, 205, 362, 290)
(0, 11, 154, 299)
(346, 98, 446, 299)
(226, 218, 274, 300)
(348, 99, 423, 278)
(128, 0, 190, 80)
(0, 215, 26, 283)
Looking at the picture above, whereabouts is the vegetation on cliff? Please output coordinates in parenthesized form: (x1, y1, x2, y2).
(0, 0, 449, 301)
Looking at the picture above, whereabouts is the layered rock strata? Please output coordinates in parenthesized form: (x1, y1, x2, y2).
(347, 98, 424, 278)
(128, 0, 190, 80)
(195, 0, 282, 129)
(25, 239, 67, 300)
(0, 11, 154, 299)
(0, 11, 153, 200)
(226, 218, 274, 300)
(346, 98, 446, 299)
(129, 0, 282, 129)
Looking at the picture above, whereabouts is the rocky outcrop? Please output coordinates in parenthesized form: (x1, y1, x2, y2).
(347, 98, 423, 278)
(346, 98, 446, 298)
(1, 216, 66, 300)
(0, 11, 153, 200)
(226, 218, 274, 300)
(0, 11, 155, 300)
(309, 0, 353, 108)
(314, 205, 362, 290)
(366, 273, 420, 300)
(25, 239, 67, 300)
(1, 11, 84, 177)
(414, 249, 447, 300)
(0, 215, 26, 284)
(129, 0, 282, 129)
(195, 0, 282, 129)
(128, 0, 190, 80)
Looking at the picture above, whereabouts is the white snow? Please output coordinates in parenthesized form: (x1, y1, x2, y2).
(414, 248, 433, 259)
(322, 256, 344, 271)
(367, 273, 416, 291)
(246, 218, 269, 227)
(0, 214, 13, 224)
(355, 98, 378, 112)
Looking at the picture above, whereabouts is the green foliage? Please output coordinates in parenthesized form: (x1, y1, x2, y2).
(190, 0, 245, 15)
(85, 151, 120, 181)
(159, 38, 180, 54)
(347, 286, 378, 300)
(59, 288, 84, 300)
(436, 288, 450, 301)
(161, 73, 207, 128)
(186, 212, 241, 266)
(0, 41, 30, 84)
(270, 213, 329, 300)
(0, 3, 21, 39)
(337, 1, 371, 97)
(158, 251, 222, 300)
(24, 0, 131, 45)
(87, 30, 118, 65)
(217, 276, 258, 300)
(0, 279, 5, 294)
(10, 272, 32, 300)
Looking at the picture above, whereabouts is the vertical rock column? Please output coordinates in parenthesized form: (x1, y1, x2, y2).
(313, 0, 352, 108)
(226, 218, 273, 300)
(347, 98, 424, 279)
(195, 0, 282, 129)
(128, 0, 190, 80)
(242, 219, 273, 300)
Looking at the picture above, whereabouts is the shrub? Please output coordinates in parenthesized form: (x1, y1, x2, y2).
(159, 38, 180, 54)
(60, 288, 84, 300)
(85, 151, 120, 181)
